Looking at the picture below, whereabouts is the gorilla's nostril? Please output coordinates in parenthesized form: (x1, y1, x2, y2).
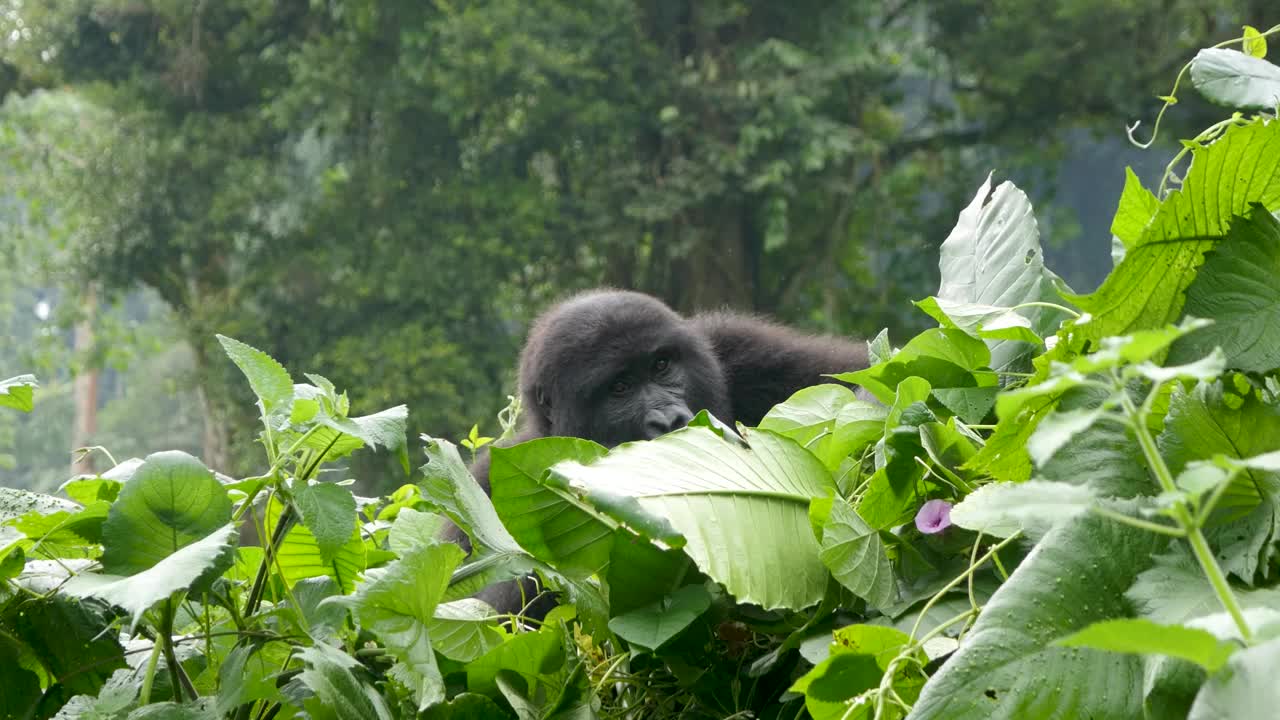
(669, 408, 693, 431)
(644, 420, 669, 439)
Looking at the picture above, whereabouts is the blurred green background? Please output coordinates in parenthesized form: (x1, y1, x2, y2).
(1, 0, 1268, 494)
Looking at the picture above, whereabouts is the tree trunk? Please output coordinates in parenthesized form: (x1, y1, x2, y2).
(190, 338, 230, 472)
(70, 289, 99, 477)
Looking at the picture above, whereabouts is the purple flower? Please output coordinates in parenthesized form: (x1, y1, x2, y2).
(915, 499, 952, 534)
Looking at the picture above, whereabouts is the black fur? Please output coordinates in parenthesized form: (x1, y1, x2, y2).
(444, 289, 871, 620)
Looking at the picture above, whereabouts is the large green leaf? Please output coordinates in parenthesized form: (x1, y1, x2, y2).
(297, 642, 394, 720)
(1159, 382, 1280, 580)
(607, 584, 712, 651)
(0, 374, 38, 412)
(1055, 618, 1236, 672)
(1065, 119, 1280, 349)
(465, 625, 564, 697)
(266, 495, 366, 593)
(308, 405, 411, 473)
(1189, 48, 1280, 109)
(1168, 206, 1280, 373)
(420, 436, 526, 554)
(349, 541, 465, 710)
(388, 507, 447, 557)
(489, 437, 611, 576)
(1188, 636, 1280, 719)
(950, 481, 1097, 539)
(907, 513, 1166, 720)
(1110, 168, 1160, 258)
(420, 438, 608, 632)
(0, 486, 79, 523)
(217, 335, 294, 419)
(64, 524, 238, 628)
(928, 175, 1069, 371)
(792, 625, 924, 720)
(294, 482, 357, 564)
(814, 497, 896, 609)
(552, 425, 836, 610)
(427, 599, 507, 663)
(7, 595, 126, 696)
(834, 328, 995, 405)
(1124, 547, 1280, 625)
(99, 451, 232, 576)
(759, 385, 886, 470)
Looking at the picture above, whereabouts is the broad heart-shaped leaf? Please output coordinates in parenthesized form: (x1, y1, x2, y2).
(813, 497, 896, 609)
(1159, 381, 1280, 573)
(1036, 400, 1152, 499)
(294, 482, 357, 564)
(428, 598, 507, 663)
(1188, 636, 1280, 720)
(0, 486, 79, 522)
(8, 595, 126, 696)
(759, 384, 886, 470)
(1168, 206, 1280, 373)
(607, 584, 712, 651)
(217, 334, 293, 419)
(949, 481, 1097, 539)
(833, 328, 996, 405)
(1055, 618, 1236, 672)
(100, 451, 232, 575)
(298, 642, 394, 720)
(932, 175, 1069, 372)
(552, 426, 836, 611)
(388, 507, 447, 558)
(63, 523, 238, 629)
(792, 625, 924, 720)
(265, 494, 366, 593)
(465, 624, 564, 697)
(931, 387, 998, 424)
(1065, 118, 1280, 352)
(12, 500, 109, 559)
(1189, 48, 1280, 109)
(605, 532, 692, 617)
(906, 512, 1167, 720)
(1125, 546, 1280, 625)
(915, 297, 1042, 346)
(349, 541, 465, 710)
(0, 374, 37, 412)
(489, 437, 612, 576)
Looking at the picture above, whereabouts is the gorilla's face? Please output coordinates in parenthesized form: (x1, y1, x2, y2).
(518, 291, 732, 447)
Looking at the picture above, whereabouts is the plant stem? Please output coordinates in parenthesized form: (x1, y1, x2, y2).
(139, 634, 163, 705)
(160, 597, 197, 701)
(245, 505, 295, 617)
(1122, 390, 1254, 643)
(1089, 506, 1185, 537)
(909, 532, 1022, 641)
(1009, 301, 1081, 319)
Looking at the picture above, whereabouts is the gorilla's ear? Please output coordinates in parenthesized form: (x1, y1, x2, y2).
(534, 385, 551, 409)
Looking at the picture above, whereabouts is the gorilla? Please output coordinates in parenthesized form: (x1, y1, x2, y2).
(444, 289, 871, 618)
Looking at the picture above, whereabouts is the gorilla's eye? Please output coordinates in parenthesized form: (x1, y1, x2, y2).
(652, 355, 671, 374)
(609, 379, 631, 396)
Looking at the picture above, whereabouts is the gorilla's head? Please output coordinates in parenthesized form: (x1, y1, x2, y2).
(517, 290, 731, 447)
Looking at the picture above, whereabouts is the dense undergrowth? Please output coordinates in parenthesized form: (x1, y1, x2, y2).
(3, 27, 1280, 720)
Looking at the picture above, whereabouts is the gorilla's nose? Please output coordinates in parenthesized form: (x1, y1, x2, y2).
(645, 406, 693, 439)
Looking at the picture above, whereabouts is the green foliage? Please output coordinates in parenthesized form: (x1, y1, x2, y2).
(2, 23, 1280, 720)
(0, 374, 38, 413)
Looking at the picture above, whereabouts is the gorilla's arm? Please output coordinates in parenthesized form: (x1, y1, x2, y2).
(690, 312, 870, 426)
